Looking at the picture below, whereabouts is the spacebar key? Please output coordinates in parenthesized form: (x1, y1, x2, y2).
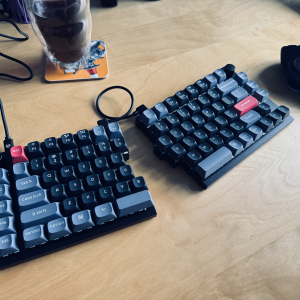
(194, 146, 233, 179)
(115, 190, 155, 217)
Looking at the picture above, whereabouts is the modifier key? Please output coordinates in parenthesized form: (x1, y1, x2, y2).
(23, 225, 47, 248)
(16, 175, 42, 196)
(71, 210, 95, 232)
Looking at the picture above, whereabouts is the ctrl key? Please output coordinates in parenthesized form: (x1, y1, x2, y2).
(0, 234, 19, 257)
(23, 225, 47, 249)
(71, 210, 95, 232)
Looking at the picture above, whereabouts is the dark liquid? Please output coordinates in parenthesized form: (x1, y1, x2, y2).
(33, 0, 88, 63)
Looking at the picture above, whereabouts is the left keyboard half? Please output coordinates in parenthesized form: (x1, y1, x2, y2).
(0, 121, 157, 270)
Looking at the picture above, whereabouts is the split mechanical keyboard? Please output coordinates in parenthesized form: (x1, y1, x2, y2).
(0, 120, 156, 269)
(135, 64, 294, 188)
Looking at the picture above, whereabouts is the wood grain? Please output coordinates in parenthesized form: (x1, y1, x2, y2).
(1, 0, 300, 299)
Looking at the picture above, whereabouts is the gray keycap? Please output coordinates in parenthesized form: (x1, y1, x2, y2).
(16, 175, 42, 196)
(237, 133, 254, 148)
(0, 184, 11, 200)
(0, 234, 19, 257)
(213, 69, 226, 83)
(230, 87, 248, 103)
(152, 103, 169, 120)
(216, 78, 238, 96)
(253, 88, 269, 102)
(226, 139, 244, 156)
(140, 109, 159, 127)
(115, 190, 155, 217)
(23, 225, 47, 249)
(244, 80, 258, 94)
(93, 202, 117, 225)
(234, 72, 249, 85)
(0, 168, 9, 185)
(194, 146, 233, 179)
(246, 125, 263, 141)
(239, 110, 261, 129)
(92, 125, 108, 144)
(47, 217, 71, 241)
(0, 200, 14, 218)
(107, 122, 123, 140)
(263, 98, 278, 112)
(18, 189, 50, 212)
(20, 202, 62, 229)
(13, 162, 30, 180)
(71, 210, 94, 232)
(0, 216, 16, 237)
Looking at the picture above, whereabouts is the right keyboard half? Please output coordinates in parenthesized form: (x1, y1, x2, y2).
(135, 64, 294, 189)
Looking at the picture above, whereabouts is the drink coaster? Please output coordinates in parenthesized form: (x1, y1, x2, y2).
(45, 40, 109, 82)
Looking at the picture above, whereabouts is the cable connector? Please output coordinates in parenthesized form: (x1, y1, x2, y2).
(4, 138, 14, 154)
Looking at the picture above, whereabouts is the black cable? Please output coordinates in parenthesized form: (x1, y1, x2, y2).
(0, 98, 10, 139)
(96, 86, 140, 122)
(0, 18, 34, 81)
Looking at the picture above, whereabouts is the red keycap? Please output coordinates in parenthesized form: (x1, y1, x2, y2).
(10, 146, 29, 165)
(232, 95, 258, 117)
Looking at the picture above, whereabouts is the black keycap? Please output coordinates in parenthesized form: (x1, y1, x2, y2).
(139, 109, 158, 128)
(64, 149, 81, 166)
(208, 135, 224, 151)
(204, 74, 218, 89)
(59, 165, 77, 184)
(219, 128, 234, 143)
(27, 141, 45, 159)
(116, 165, 135, 181)
(155, 135, 173, 152)
(257, 117, 274, 133)
(68, 179, 85, 197)
(254, 102, 271, 117)
(164, 114, 180, 130)
(180, 121, 195, 136)
(253, 88, 269, 102)
(99, 186, 115, 204)
(203, 122, 218, 138)
(201, 108, 215, 122)
(109, 153, 125, 169)
(184, 150, 202, 168)
(213, 116, 228, 130)
(85, 174, 102, 191)
(223, 109, 238, 123)
(114, 181, 131, 198)
(30, 158, 47, 176)
(211, 102, 225, 116)
(129, 176, 148, 193)
(77, 161, 93, 179)
(190, 114, 205, 129)
(194, 79, 208, 94)
(184, 85, 199, 100)
(107, 122, 123, 140)
(244, 80, 258, 94)
(47, 153, 64, 170)
(97, 141, 113, 157)
(80, 144, 97, 162)
(226, 139, 243, 156)
(80, 191, 98, 210)
(168, 144, 186, 161)
(234, 71, 249, 86)
(76, 129, 93, 147)
(102, 169, 118, 186)
(196, 95, 210, 109)
(174, 91, 189, 106)
(151, 120, 169, 138)
(60, 133, 77, 151)
(42, 170, 59, 189)
(44, 137, 61, 155)
(181, 136, 197, 152)
(220, 95, 235, 109)
(163, 97, 179, 113)
(62, 197, 80, 217)
(230, 87, 248, 103)
(174, 107, 190, 122)
(229, 121, 244, 136)
(267, 111, 282, 126)
(168, 128, 184, 143)
(274, 105, 290, 119)
(111, 136, 129, 153)
(246, 125, 263, 141)
(207, 88, 220, 103)
(237, 132, 254, 148)
(197, 142, 213, 158)
(50, 184, 68, 202)
(94, 157, 110, 173)
(152, 102, 169, 120)
(192, 129, 208, 144)
(186, 100, 201, 116)
(213, 68, 226, 83)
(91, 125, 108, 144)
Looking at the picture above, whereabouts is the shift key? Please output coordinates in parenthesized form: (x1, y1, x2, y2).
(20, 202, 62, 229)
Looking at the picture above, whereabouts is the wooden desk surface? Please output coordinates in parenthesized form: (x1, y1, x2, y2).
(1, 0, 300, 299)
